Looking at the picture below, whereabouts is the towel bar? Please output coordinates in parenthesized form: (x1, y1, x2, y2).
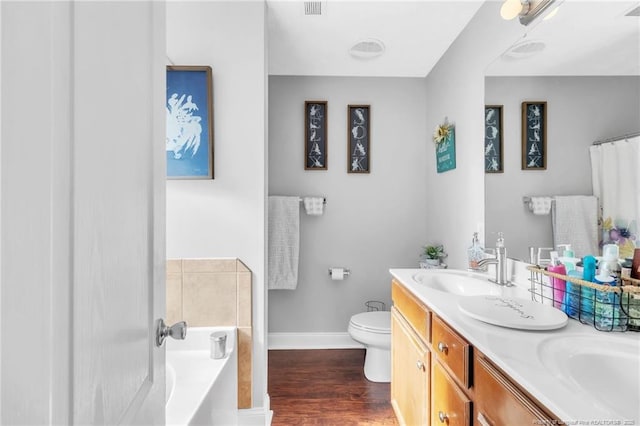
(299, 197, 326, 205)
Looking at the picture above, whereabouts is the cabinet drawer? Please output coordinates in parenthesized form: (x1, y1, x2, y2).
(432, 361, 471, 426)
(431, 315, 471, 388)
(474, 352, 556, 426)
(392, 279, 430, 341)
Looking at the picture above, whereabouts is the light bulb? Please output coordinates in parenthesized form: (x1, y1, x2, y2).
(500, 0, 524, 20)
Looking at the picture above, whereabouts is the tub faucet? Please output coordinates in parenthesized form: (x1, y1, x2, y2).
(477, 232, 510, 286)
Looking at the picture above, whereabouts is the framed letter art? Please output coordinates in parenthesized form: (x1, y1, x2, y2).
(485, 105, 503, 173)
(166, 66, 214, 179)
(305, 101, 328, 170)
(521, 101, 547, 170)
(348, 105, 370, 174)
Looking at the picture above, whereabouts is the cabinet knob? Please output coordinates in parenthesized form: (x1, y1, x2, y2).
(437, 341, 448, 353)
(416, 360, 424, 371)
(438, 411, 448, 423)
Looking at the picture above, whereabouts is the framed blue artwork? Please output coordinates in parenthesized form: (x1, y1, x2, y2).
(166, 66, 214, 179)
(436, 126, 456, 173)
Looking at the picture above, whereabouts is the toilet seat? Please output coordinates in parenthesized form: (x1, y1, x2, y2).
(349, 311, 391, 334)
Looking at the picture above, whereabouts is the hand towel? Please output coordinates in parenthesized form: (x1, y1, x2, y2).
(268, 196, 300, 290)
(552, 195, 599, 258)
(528, 196, 552, 215)
(303, 197, 324, 216)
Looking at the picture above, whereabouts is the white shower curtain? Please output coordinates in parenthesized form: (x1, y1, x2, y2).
(590, 135, 640, 259)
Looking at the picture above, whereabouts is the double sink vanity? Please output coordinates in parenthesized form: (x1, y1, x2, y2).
(389, 266, 640, 425)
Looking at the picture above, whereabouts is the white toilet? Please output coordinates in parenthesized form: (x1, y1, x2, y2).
(348, 311, 391, 383)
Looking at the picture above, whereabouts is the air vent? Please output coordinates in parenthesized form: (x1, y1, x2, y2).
(502, 40, 546, 61)
(625, 5, 640, 16)
(349, 39, 385, 59)
(304, 1, 322, 15)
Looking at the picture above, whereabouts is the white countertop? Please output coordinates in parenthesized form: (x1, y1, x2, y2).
(389, 267, 640, 423)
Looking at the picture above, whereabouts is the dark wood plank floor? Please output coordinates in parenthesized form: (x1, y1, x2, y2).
(268, 349, 399, 425)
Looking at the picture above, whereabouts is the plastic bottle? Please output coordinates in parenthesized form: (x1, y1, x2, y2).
(467, 232, 486, 271)
(563, 265, 582, 318)
(580, 255, 597, 324)
(547, 251, 567, 310)
(599, 244, 622, 284)
(594, 273, 626, 331)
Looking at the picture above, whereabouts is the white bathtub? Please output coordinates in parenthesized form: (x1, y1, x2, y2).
(166, 326, 238, 425)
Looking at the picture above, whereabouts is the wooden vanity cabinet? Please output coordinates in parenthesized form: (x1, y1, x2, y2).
(391, 280, 431, 426)
(432, 361, 472, 426)
(391, 308, 429, 426)
(474, 351, 555, 426)
(391, 279, 559, 426)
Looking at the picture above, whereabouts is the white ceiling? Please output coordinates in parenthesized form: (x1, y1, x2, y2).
(267, 0, 640, 77)
(267, 1, 483, 77)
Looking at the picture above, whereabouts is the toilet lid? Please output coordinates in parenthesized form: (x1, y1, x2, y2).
(349, 311, 391, 333)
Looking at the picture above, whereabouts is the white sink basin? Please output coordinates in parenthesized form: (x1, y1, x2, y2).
(537, 335, 640, 420)
(411, 270, 503, 296)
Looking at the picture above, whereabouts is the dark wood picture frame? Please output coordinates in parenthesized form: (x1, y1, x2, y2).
(521, 101, 547, 170)
(305, 101, 328, 170)
(485, 105, 503, 173)
(347, 105, 370, 174)
(166, 65, 214, 179)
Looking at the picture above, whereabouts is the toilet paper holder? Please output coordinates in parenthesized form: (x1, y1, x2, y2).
(328, 267, 351, 278)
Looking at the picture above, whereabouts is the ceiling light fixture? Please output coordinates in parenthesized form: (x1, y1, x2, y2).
(500, 0, 557, 26)
(349, 38, 385, 60)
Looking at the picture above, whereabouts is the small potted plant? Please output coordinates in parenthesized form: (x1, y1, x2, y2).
(421, 244, 447, 267)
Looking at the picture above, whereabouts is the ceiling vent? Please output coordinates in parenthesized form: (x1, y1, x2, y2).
(349, 39, 385, 59)
(304, 1, 322, 15)
(502, 40, 546, 61)
(625, 5, 640, 17)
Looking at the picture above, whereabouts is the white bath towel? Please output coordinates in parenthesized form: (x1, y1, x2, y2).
(268, 196, 300, 290)
(552, 195, 599, 258)
(528, 196, 552, 215)
(303, 197, 324, 216)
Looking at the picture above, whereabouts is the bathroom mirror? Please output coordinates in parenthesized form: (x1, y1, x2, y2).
(484, 1, 640, 261)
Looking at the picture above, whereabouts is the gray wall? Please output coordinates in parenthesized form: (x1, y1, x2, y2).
(268, 76, 428, 332)
(422, 1, 526, 268)
(485, 76, 640, 260)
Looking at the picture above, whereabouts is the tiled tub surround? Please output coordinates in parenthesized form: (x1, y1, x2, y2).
(167, 258, 253, 409)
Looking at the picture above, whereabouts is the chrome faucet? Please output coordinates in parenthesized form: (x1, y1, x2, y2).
(477, 232, 510, 286)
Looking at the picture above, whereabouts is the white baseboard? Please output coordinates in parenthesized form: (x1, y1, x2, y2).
(268, 332, 364, 350)
(238, 406, 272, 425)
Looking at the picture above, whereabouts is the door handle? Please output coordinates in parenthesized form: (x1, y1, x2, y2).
(155, 318, 187, 347)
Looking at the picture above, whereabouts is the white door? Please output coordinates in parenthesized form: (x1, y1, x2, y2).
(0, 1, 166, 424)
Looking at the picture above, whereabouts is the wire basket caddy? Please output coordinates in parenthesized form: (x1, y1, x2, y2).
(527, 266, 640, 332)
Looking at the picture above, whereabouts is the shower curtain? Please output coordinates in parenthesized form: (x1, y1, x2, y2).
(590, 135, 640, 259)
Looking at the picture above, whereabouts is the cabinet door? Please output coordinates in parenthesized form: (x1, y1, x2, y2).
(432, 361, 472, 426)
(391, 308, 429, 426)
(474, 353, 556, 426)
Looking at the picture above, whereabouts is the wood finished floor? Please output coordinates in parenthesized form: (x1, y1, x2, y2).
(268, 349, 399, 426)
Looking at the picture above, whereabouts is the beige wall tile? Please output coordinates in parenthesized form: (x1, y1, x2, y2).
(237, 327, 253, 409)
(166, 259, 182, 274)
(166, 272, 183, 325)
(182, 272, 237, 326)
(236, 259, 250, 272)
(183, 258, 237, 273)
(237, 272, 252, 327)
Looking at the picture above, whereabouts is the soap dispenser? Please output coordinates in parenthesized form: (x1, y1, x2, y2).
(467, 232, 486, 271)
